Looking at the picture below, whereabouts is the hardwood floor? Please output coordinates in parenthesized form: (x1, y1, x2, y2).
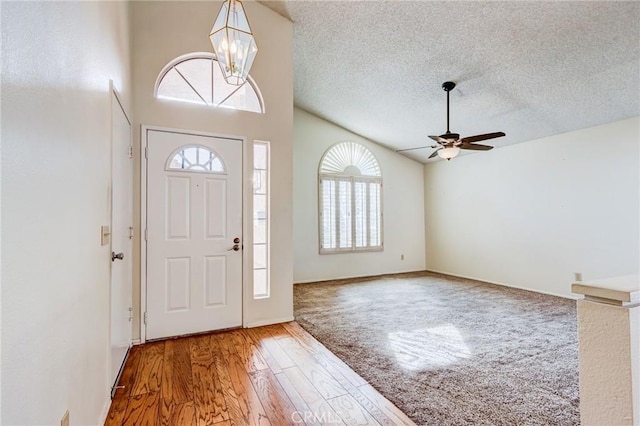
(106, 322, 415, 425)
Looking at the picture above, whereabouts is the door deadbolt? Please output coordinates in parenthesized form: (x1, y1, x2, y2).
(233, 237, 240, 244)
(112, 252, 124, 261)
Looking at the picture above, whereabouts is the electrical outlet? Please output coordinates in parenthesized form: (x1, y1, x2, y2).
(401, 254, 405, 261)
(61, 410, 69, 426)
(574, 272, 583, 282)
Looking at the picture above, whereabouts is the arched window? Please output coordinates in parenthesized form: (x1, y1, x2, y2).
(155, 53, 264, 113)
(319, 142, 383, 253)
(166, 145, 226, 174)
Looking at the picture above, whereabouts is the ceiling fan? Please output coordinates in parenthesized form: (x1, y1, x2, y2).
(397, 81, 505, 161)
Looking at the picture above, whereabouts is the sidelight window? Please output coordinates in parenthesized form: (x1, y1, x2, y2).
(253, 142, 270, 298)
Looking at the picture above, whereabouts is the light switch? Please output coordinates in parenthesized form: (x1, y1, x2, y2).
(101, 225, 111, 246)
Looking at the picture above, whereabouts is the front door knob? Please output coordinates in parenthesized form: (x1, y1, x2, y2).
(112, 252, 124, 261)
(228, 244, 240, 252)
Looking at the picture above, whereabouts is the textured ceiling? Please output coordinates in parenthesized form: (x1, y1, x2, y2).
(259, 1, 640, 163)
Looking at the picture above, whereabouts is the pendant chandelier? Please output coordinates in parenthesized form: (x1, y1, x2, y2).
(209, 0, 258, 86)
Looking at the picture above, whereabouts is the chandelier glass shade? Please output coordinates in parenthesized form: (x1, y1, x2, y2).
(209, 0, 258, 86)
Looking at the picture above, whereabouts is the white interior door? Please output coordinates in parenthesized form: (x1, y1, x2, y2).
(146, 129, 243, 340)
(110, 90, 133, 391)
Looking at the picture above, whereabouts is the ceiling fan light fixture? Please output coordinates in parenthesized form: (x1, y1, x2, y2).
(209, 0, 258, 86)
(437, 147, 460, 161)
(395, 81, 505, 160)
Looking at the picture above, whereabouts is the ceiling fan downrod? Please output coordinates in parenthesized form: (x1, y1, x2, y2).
(442, 81, 456, 135)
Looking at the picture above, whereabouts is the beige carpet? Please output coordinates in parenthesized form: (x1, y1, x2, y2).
(294, 271, 579, 425)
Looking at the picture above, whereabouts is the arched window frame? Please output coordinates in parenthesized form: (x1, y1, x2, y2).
(165, 144, 227, 174)
(318, 142, 383, 254)
(154, 52, 265, 114)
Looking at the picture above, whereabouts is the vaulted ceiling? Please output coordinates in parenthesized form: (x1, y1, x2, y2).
(259, 1, 640, 162)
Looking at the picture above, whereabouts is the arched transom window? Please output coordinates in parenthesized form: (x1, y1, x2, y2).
(166, 145, 226, 174)
(155, 53, 264, 113)
(319, 142, 383, 253)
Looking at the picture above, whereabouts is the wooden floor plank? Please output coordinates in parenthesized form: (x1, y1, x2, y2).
(247, 326, 296, 370)
(190, 336, 228, 425)
(114, 345, 143, 399)
(309, 351, 358, 393)
(249, 369, 299, 426)
(170, 401, 197, 425)
(343, 385, 399, 426)
(131, 342, 164, 396)
(211, 344, 245, 426)
(107, 322, 414, 426)
(211, 331, 237, 358)
(104, 409, 125, 426)
(328, 393, 381, 426)
(162, 338, 194, 404)
(121, 392, 160, 426)
(245, 328, 285, 375)
(277, 336, 348, 400)
(312, 349, 368, 388)
(282, 366, 346, 425)
(358, 384, 416, 426)
(257, 323, 290, 339)
(275, 372, 323, 426)
(281, 322, 323, 354)
(109, 395, 129, 414)
(230, 330, 270, 373)
(224, 352, 271, 425)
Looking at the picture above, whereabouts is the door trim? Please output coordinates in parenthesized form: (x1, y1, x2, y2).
(139, 125, 248, 343)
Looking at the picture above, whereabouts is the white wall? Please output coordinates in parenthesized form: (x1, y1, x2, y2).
(1, 2, 131, 424)
(131, 1, 293, 334)
(424, 117, 640, 297)
(293, 108, 426, 283)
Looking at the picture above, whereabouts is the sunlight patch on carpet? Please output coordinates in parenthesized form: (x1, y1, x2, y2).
(387, 324, 471, 371)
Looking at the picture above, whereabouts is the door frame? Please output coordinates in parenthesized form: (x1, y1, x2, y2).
(140, 125, 250, 343)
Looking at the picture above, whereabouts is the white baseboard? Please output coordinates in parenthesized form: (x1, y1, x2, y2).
(294, 269, 426, 285)
(425, 269, 581, 300)
(245, 316, 295, 328)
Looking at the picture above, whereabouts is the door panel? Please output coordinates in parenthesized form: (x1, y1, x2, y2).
(166, 257, 190, 311)
(146, 130, 242, 340)
(205, 178, 227, 238)
(204, 255, 227, 306)
(167, 177, 191, 239)
(110, 91, 133, 391)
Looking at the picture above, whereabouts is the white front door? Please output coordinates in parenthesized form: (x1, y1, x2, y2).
(146, 129, 243, 340)
(110, 89, 133, 391)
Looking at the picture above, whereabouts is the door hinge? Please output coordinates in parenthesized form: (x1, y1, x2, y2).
(144, 146, 148, 159)
(143, 312, 148, 325)
(129, 226, 134, 239)
(144, 228, 148, 241)
(128, 145, 133, 158)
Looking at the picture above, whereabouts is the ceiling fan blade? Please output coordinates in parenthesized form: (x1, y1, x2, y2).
(396, 145, 431, 153)
(460, 132, 505, 144)
(428, 149, 441, 159)
(429, 135, 448, 144)
(460, 143, 494, 151)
